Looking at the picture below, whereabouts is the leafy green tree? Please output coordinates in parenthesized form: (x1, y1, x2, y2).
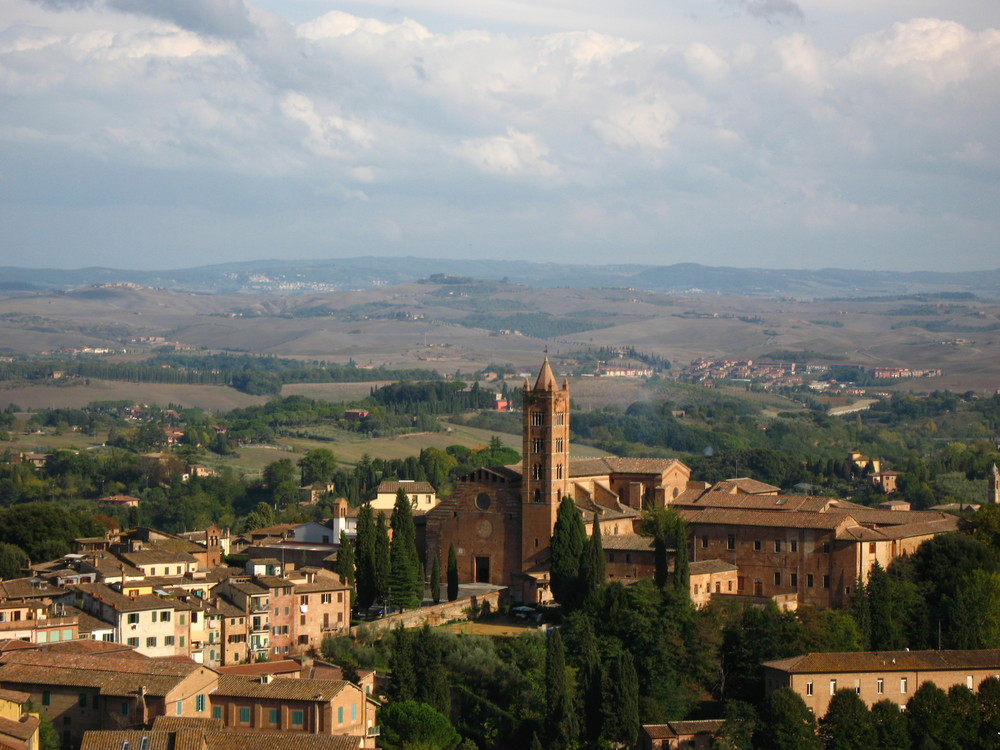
(430, 552, 441, 605)
(447, 543, 459, 602)
(544, 629, 578, 749)
(819, 689, 875, 750)
(263, 458, 295, 488)
(906, 682, 951, 749)
(379, 700, 461, 750)
(713, 700, 758, 750)
(869, 699, 909, 750)
(947, 684, 981, 750)
(753, 687, 821, 750)
(0, 542, 28, 580)
(950, 569, 1000, 649)
(389, 489, 422, 609)
(978, 676, 1000, 749)
(298, 448, 338, 485)
(550, 496, 587, 609)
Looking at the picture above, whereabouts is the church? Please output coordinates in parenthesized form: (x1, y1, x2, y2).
(424, 358, 690, 603)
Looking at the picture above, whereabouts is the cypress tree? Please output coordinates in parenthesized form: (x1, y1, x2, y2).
(374, 512, 390, 606)
(389, 489, 421, 609)
(576, 615, 604, 745)
(447, 542, 459, 601)
(550, 496, 587, 609)
(387, 625, 416, 702)
(355, 503, 376, 609)
(430, 551, 441, 605)
(580, 517, 606, 602)
(671, 512, 690, 597)
(335, 529, 356, 607)
(602, 649, 639, 747)
(544, 629, 578, 749)
(654, 533, 669, 588)
(413, 624, 450, 715)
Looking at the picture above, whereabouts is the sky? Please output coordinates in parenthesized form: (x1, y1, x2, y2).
(0, 0, 998, 272)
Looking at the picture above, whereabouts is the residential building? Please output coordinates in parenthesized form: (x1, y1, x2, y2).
(641, 720, 724, 749)
(371, 480, 438, 513)
(0, 686, 40, 750)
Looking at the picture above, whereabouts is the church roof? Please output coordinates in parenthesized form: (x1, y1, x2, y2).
(533, 357, 558, 391)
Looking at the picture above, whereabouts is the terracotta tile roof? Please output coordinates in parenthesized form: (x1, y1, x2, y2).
(712, 478, 781, 495)
(602, 535, 657, 552)
(680, 508, 857, 530)
(570, 457, 683, 478)
(642, 720, 725, 739)
(0, 651, 204, 696)
(375, 481, 436, 496)
(0, 579, 67, 600)
(763, 649, 1000, 674)
(213, 674, 351, 702)
(61, 604, 113, 634)
(215, 661, 302, 677)
(119, 549, 198, 566)
(689, 559, 737, 575)
(202, 732, 360, 750)
(0, 713, 39, 742)
(72, 583, 182, 613)
(151, 717, 224, 731)
(680, 492, 838, 513)
(0, 688, 30, 704)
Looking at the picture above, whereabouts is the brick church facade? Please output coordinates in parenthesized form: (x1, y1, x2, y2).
(424, 359, 688, 602)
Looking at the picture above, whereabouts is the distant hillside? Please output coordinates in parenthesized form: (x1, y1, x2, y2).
(2, 259, 998, 299)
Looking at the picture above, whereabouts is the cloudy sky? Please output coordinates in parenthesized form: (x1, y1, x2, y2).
(1, 0, 997, 271)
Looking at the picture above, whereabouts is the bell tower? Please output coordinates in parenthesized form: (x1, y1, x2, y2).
(521, 357, 570, 572)
(990, 464, 999, 505)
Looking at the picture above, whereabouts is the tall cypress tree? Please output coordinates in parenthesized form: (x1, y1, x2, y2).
(576, 615, 604, 745)
(430, 551, 441, 605)
(551, 496, 587, 609)
(335, 529, 356, 607)
(374, 512, 390, 606)
(544, 629, 578, 749)
(602, 649, 639, 747)
(447, 542, 459, 601)
(670, 512, 690, 598)
(413, 624, 450, 715)
(580, 517, 606, 603)
(389, 489, 422, 609)
(355, 503, 376, 609)
(387, 625, 416, 702)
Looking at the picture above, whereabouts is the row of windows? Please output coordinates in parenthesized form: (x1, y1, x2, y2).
(808, 674, 985, 699)
(709, 536, 833, 555)
(530, 438, 566, 453)
(125, 636, 186, 648)
(530, 412, 565, 426)
(529, 464, 564, 480)
(125, 612, 186, 625)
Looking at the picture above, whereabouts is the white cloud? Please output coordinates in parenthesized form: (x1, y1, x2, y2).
(455, 127, 559, 177)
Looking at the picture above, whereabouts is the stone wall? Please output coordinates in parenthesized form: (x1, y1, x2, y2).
(349, 589, 505, 637)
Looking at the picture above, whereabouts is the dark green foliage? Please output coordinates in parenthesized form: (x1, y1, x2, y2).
(870, 699, 909, 750)
(389, 490, 422, 609)
(714, 700, 758, 750)
(721, 603, 802, 703)
(949, 569, 1000, 649)
(948, 684, 981, 749)
(0, 542, 28, 580)
(0, 503, 104, 561)
(979, 676, 1000, 749)
(572, 615, 604, 746)
(544, 629, 578, 749)
(753, 687, 821, 750)
(579, 517, 605, 603)
(550, 496, 587, 609)
(430, 551, 441, 605)
(413, 625, 451, 715)
(906, 682, 951, 749)
(387, 625, 417, 702)
(335, 530, 355, 606)
(447, 542, 459, 601)
(379, 700, 461, 750)
(375, 512, 390, 604)
(818, 689, 875, 750)
(298, 448, 338, 485)
(601, 649, 639, 748)
(355, 504, 377, 609)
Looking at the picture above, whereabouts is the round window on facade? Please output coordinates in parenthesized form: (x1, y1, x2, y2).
(475, 492, 492, 511)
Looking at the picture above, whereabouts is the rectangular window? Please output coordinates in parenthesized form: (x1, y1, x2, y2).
(854, 679, 861, 695)
(532, 412, 544, 426)
(212, 706, 222, 720)
(806, 681, 813, 696)
(127, 613, 139, 625)
(164, 636, 175, 646)
(774, 572, 781, 586)
(269, 709, 279, 725)
(968, 675, 975, 689)
(180, 614, 186, 625)
(321, 593, 332, 604)
(121, 702, 129, 716)
(774, 540, 782, 553)
(300, 615, 306, 626)
(807, 574, 814, 588)
(823, 575, 830, 589)
(877, 678, 884, 694)
(823, 541, 831, 554)
(176, 701, 183, 716)
(160, 612, 171, 622)
(292, 710, 304, 727)
(79, 693, 87, 707)
(239, 708, 251, 724)
(791, 540, 798, 553)
(727, 535, 735, 551)
(338, 706, 344, 724)
(351, 704, 357, 722)
(869, 542, 876, 553)
(753, 539, 762, 552)
(127, 637, 139, 647)
(728, 580, 733, 592)
(830, 679, 837, 695)
(146, 637, 157, 648)
(196, 695, 205, 712)
(556, 438, 564, 452)
(901, 678, 908, 694)
(701, 536, 709, 549)
(791, 573, 798, 587)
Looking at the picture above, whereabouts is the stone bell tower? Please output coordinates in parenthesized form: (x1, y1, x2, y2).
(521, 357, 570, 572)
